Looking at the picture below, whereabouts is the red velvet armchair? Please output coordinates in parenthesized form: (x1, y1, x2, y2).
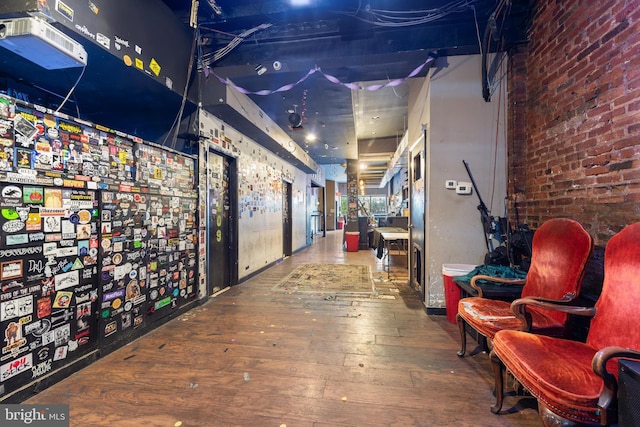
(490, 222, 640, 426)
(456, 218, 593, 357)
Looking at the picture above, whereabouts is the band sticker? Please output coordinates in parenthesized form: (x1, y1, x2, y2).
(0, 260, 22, 281)
(51, 292, 72, 309)
(1, 295, 32, 321)
(54, 270, 79, 291)
(0, 354, 32, 382)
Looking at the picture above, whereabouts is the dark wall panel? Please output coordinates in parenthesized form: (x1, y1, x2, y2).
(40, 0, 192, 96)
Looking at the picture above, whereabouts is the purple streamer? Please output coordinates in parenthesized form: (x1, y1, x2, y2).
(208, 52, 437, 95)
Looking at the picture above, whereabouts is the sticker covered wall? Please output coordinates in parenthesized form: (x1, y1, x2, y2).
(0, 183, 99, 393)
(0, 94, 198, 401)
(98, 190, 198, 344)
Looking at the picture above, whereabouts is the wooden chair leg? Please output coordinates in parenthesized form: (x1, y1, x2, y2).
(456, 313, 467, 357)
(490, 350, 505, 414)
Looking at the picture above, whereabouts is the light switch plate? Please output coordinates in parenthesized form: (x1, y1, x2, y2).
(456, 182, 473, 195)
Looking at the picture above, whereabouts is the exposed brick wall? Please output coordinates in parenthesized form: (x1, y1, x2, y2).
(507, 46, 529, 227)
(509, 0, 640, 245)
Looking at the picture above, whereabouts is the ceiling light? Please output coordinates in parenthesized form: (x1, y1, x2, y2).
(290, 0, 311, 6)
(360, 163, 367, 170)
(288, 112, 302, 128)
(306, 133, 316, 142)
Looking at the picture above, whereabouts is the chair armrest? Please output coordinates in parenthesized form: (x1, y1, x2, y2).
(470, 275, 526, 298)
(592, 347, 640, 425)
(510, 295, 596, 331)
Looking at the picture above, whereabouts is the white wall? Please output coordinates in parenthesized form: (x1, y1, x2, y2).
(412, 55, 508, 308)
(198, 110, 310, 282)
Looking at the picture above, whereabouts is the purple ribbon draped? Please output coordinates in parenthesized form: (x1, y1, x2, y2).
(208, 52, 437, 95)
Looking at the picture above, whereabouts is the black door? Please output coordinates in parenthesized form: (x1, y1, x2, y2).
(207, 151, 237, 294)
(283, 180, 292, 257)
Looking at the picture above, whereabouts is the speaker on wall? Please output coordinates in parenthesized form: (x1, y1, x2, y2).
(619, 359, 640, 426)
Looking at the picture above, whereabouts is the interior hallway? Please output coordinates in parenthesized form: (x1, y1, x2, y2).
(26, 230, 540, 426)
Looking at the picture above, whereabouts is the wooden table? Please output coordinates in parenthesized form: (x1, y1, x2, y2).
(379, 231, 409, 279)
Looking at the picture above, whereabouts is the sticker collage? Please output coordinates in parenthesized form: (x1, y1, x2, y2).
(0, 95, 198, 397)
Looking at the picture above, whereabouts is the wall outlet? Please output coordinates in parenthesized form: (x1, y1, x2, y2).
(445, 180, 457, 189)
(456, 182, 473, 195)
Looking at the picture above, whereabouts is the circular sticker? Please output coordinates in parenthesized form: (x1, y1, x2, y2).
(124, 301, 133, 311)
(112, 298, 122, 309)
(101, 239, 111, 249)
(53, 178, 64, 186)
(150, 289, 158, 300)
(43, 115, 56, 128)
(173, 288, 179, 297)
(1, 209, 19, 220)
(69, 213, 80, 224)
(101, 310, 110, 318)
(112, 253, 123, 265)
(90, 248, 99, 257)
(129, 270, 137, 279)
(47, 127, 59, 138)
(180, 289, 186, 297)
(78, 210, 91, 224)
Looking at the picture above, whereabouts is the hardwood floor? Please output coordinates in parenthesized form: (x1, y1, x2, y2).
(26, 230, 540, 426)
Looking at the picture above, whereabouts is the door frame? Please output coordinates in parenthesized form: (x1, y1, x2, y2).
(206, 149, 238, 295)
(409, 128, 427, 302)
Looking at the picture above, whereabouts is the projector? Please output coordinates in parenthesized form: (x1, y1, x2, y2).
(0, 17, 87, 69)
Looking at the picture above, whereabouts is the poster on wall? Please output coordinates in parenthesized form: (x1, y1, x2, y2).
(0, 183, 99, 395)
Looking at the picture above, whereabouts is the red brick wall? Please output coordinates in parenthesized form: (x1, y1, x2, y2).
(509, 0, 640, 245)
(507, 46, 529, 226)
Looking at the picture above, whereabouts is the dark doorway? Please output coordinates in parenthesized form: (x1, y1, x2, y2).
(207, 150, 238, 294)
(283, 180, 293, 257)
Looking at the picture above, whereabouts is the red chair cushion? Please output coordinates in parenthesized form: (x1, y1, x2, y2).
(458, 297, 566, 339)
(493, 330, 602, 424)
(520, 218, 594, 325)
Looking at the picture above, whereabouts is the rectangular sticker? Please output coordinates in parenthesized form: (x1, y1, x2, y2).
(0, 260, 22, 280)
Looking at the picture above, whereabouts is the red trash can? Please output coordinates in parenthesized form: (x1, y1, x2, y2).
(345, 232, 360, 252)
(442, 264, 476, 323)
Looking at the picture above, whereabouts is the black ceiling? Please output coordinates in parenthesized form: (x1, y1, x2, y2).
(0, 0, 533, 183)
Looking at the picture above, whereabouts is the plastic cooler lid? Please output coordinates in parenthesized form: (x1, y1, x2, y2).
(442, 263, 476, 276)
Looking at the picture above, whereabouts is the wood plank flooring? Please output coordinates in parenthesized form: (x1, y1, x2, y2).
(26, 230, 540, 426)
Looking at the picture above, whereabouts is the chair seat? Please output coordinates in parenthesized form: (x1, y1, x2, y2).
(493, 330, 603, 424)
(458, 297, 566, 339)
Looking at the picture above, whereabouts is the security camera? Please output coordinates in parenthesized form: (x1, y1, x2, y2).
(273, 60, 282, 71)
(0, 24, 7, 39)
